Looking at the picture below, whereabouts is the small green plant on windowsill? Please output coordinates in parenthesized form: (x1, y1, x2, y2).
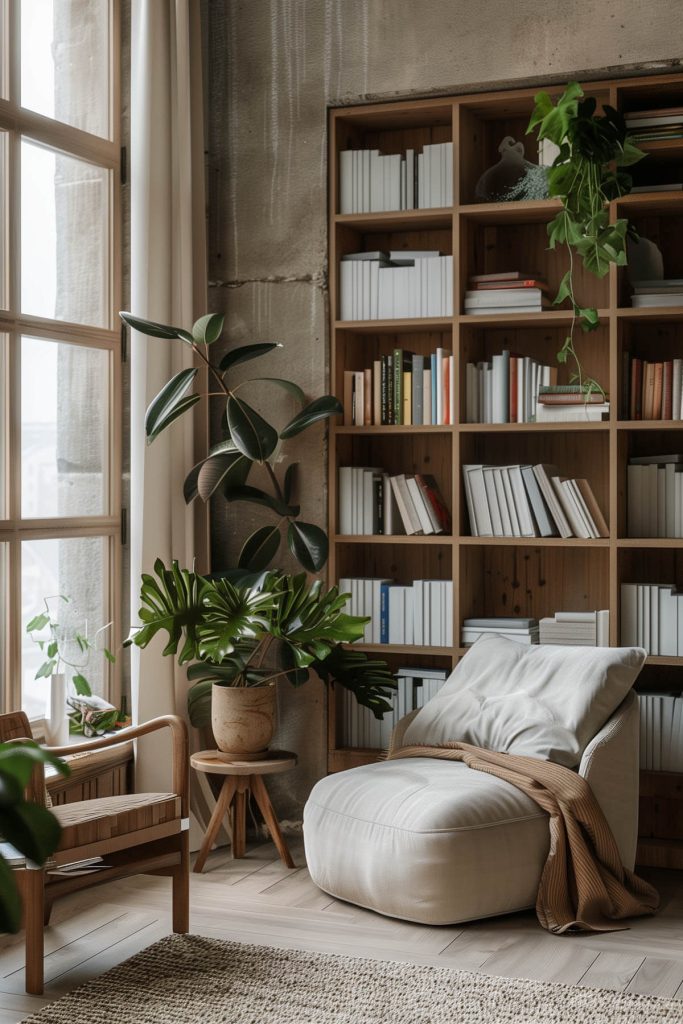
(26, 595, 115, 699)
(527, 81, 645, 398)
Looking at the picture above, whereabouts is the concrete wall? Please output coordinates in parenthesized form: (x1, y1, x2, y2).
(204, 0, 682, 820)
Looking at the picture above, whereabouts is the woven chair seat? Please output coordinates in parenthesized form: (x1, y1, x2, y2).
(53, 792, 181, 850)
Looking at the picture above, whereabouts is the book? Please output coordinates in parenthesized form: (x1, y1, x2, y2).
(469, 271, 542, 283)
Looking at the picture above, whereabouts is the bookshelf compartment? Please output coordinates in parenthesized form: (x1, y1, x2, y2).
(617, 428, 683, 539)
(458, 216, 609, 315)
(460, 322, 609, 424)
(459, 430, 609, 539)
(336, 540, 451, 585)
(458, 544, 610, 624)
(616, 208, 683, 309)
(618, 318, 683, 421)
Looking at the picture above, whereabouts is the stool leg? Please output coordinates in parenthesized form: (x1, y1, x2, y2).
(250, 774, 295, 868)
(194, 777, 236, 873)
(232, 789, 247, 859)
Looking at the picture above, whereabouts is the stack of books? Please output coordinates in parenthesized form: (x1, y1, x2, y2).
(340, 667, 448, 749)
(338, 467, 450, 536)
(465, 351, 557, 423)
(630, 280, 683, 309)
(627, 454, 683, 538)
(625, 107, 683, 144)
(639, 693, 683, 771)
(339, 142, 453, 214)
(343, 347, 454, 425)
(621, 583, 683, 655)
(625, 355, 683, 420)
(539, 610, 609, 646)
(536, 384, 610, 422)
(462, 463, 608, 539)
(340, 252, 453, 321)
(463, 272, 550, 315)
(461, 617, 539, 646)
(339, 577, 453, 647)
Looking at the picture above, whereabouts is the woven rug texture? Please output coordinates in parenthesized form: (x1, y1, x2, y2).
(20, 934, 683, 1023)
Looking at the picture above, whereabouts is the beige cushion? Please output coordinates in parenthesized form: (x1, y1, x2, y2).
(403, 636, 646, 768)
(304, 757, 548, 925)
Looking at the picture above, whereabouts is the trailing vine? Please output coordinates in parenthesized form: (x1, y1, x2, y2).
(527, 82, 644, 396)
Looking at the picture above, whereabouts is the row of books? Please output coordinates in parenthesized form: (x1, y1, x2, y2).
(621, 583, 683, 656)
(338, 467, 451, 536)
(339, 252, 453, 321)
(630, 279, 683, 309)
(461, 611, 609, 647)
(639, 693, 683, 772)
(626, 105, 683, 143)
(463, 463, 608, 539)
(625, 355, 683, 420)
(340, 577, 454, 647)
(343, 348, 455, 426)
(339, 143, 454, 214)
(340, 668, 448, 749)
(628, 455, 683, 538)
(465, 352, 557, 424)
(464, 272, 549, 315)
(539, 610, 610, 646)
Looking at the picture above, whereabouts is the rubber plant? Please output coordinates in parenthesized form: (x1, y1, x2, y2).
(125, 559, 396, 727)
(527, 81, 644, 396)
(120, 312, 343, 573)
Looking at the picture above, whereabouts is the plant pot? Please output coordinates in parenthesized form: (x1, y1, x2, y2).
(211, 683, 276, 762)
(45, 673, 69, 746)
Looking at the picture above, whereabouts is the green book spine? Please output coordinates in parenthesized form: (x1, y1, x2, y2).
(393, 348, 403, 425)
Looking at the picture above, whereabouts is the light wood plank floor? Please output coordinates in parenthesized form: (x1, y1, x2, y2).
(2, 840, 683, 1021)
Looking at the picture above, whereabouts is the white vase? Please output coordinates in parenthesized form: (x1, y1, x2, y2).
(45, 673, 69, 746)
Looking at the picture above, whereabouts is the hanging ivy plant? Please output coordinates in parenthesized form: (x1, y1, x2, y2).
(527, 82, 644, 395)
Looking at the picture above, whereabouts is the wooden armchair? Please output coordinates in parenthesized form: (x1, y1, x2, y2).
(0, 711, 190, 995)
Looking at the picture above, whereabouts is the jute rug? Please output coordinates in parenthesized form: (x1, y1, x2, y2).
(20, 934, 683, 1023)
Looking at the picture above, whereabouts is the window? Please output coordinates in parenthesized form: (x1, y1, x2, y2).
(0, 1, 121, 720)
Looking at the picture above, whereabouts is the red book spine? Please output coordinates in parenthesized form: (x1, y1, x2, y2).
(415, 474, 452, 533)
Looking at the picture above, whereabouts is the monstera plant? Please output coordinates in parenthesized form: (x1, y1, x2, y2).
(126, 560, 395, 746)
(527, 82, 644, 395)
(120, 312, 342, 573)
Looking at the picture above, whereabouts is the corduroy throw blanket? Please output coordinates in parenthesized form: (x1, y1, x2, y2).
(388, 740, 659, 934)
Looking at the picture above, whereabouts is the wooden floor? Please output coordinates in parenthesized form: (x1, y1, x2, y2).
(3, 841, 683, 1021)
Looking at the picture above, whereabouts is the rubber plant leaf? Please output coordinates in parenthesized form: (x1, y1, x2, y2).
(192, 313, 224, 346)
(219, 342, 282, 373)
(226, 395, 279, 462)
(279, 395, 343, 439)
(119, 312, 191, 342)
(238, 525, 282, 571)
(287, 521, 328, 572)
(145, 368, 199, 443)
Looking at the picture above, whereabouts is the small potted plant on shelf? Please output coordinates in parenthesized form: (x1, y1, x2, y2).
(526, 81, 644, 398)
(125, 559, 395, 760)
(26, 596, 115, 745)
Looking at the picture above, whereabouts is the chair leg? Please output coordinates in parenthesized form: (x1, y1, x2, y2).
(22, 869, 45, 995)
(172, 831, 190, 934)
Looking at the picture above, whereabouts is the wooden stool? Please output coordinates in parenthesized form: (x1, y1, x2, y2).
(191, 749, 297, 872)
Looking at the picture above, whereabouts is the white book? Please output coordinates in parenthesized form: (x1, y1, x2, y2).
(445, 255, 454, 316)
(464, 465, 492, 536)
(445, 141, 453, 206)
(369, 150, 382, 211)
(464, 288, 546, 307)
(678, 474, 683, 539)
(550, 478, 584, 538)
(362, 469, 375, 535)
(666, 463, 677, 537)
(417, 152, 424, 208)
(427, 258, 441, 318)
(555, 611, 597, 623)
(535, 403, 609, 422)
(338, 467, 353, 535)
(406, 477, 435, 535)
(361, 150, 371, 213)
(597, 609, 609, 646)
(413, 580, 424, 646)
(340, 261, 353, 321)
(403, 589, 414, 646)
(340, 150, 353, 213)
(389, 153, 402, 211)
(423, 579, 431, 647)
(389, 586, 404, 645)
(430, 581, 442, 646)
(492, 468, 513, 536)
(462, 463, 481, 536)
(406, 149, 415, 210)
(567, 479, 598, 538)
(483, 467, 503, 536)
(362, 578, 374, 643)
(491, 353, 507, 424)
(428, 143, 440, 208)
(533, 464, 572, 538)
(627, 465, 641, 537)
(444, 580, 453, 647)
(657, 466, 666, 537)
(423, 368, 432, 425)
(645, 464, 658, 537)
(390, 474, 423, 535)
(400, 159, 406, 211)
(508, 465, 536, 536)
(501, 468, 521, 536)
(672, 698, 683, 771)
(659, 585, 677, 656)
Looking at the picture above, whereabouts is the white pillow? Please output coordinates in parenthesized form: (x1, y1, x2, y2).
(402, 635, 646, 768)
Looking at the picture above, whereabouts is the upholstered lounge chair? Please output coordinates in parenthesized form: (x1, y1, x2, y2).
(303, 638, 643, 926)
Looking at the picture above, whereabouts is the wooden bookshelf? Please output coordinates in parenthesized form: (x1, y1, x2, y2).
(327, 72, 683, 869)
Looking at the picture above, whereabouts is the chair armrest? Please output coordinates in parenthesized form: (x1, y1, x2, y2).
(578, 690, 640, 871)
(44, 716, 190, 817)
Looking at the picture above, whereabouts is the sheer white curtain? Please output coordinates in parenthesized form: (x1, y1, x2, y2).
(130, 0, 214, 842)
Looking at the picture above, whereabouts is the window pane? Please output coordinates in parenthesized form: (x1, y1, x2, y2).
(0, 333, 6, 518)
(21, 140, 111, 327)
(22, 536, 108, 719)
(0, 131, 7, 310)
(20, 0, 111, 139)
(21, 336, 109, 518)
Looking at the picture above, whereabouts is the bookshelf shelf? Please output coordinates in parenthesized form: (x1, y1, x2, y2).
(328, 72, 683, 869)
(335, 208, 452, 231)
(334, 317, 453, 334)
(334, 534, 451, 545)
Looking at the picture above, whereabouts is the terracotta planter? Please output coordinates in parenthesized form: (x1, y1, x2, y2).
(211, 683, 276, 762)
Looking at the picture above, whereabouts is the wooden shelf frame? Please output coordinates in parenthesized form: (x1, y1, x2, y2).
(326, 70, 683, 874)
